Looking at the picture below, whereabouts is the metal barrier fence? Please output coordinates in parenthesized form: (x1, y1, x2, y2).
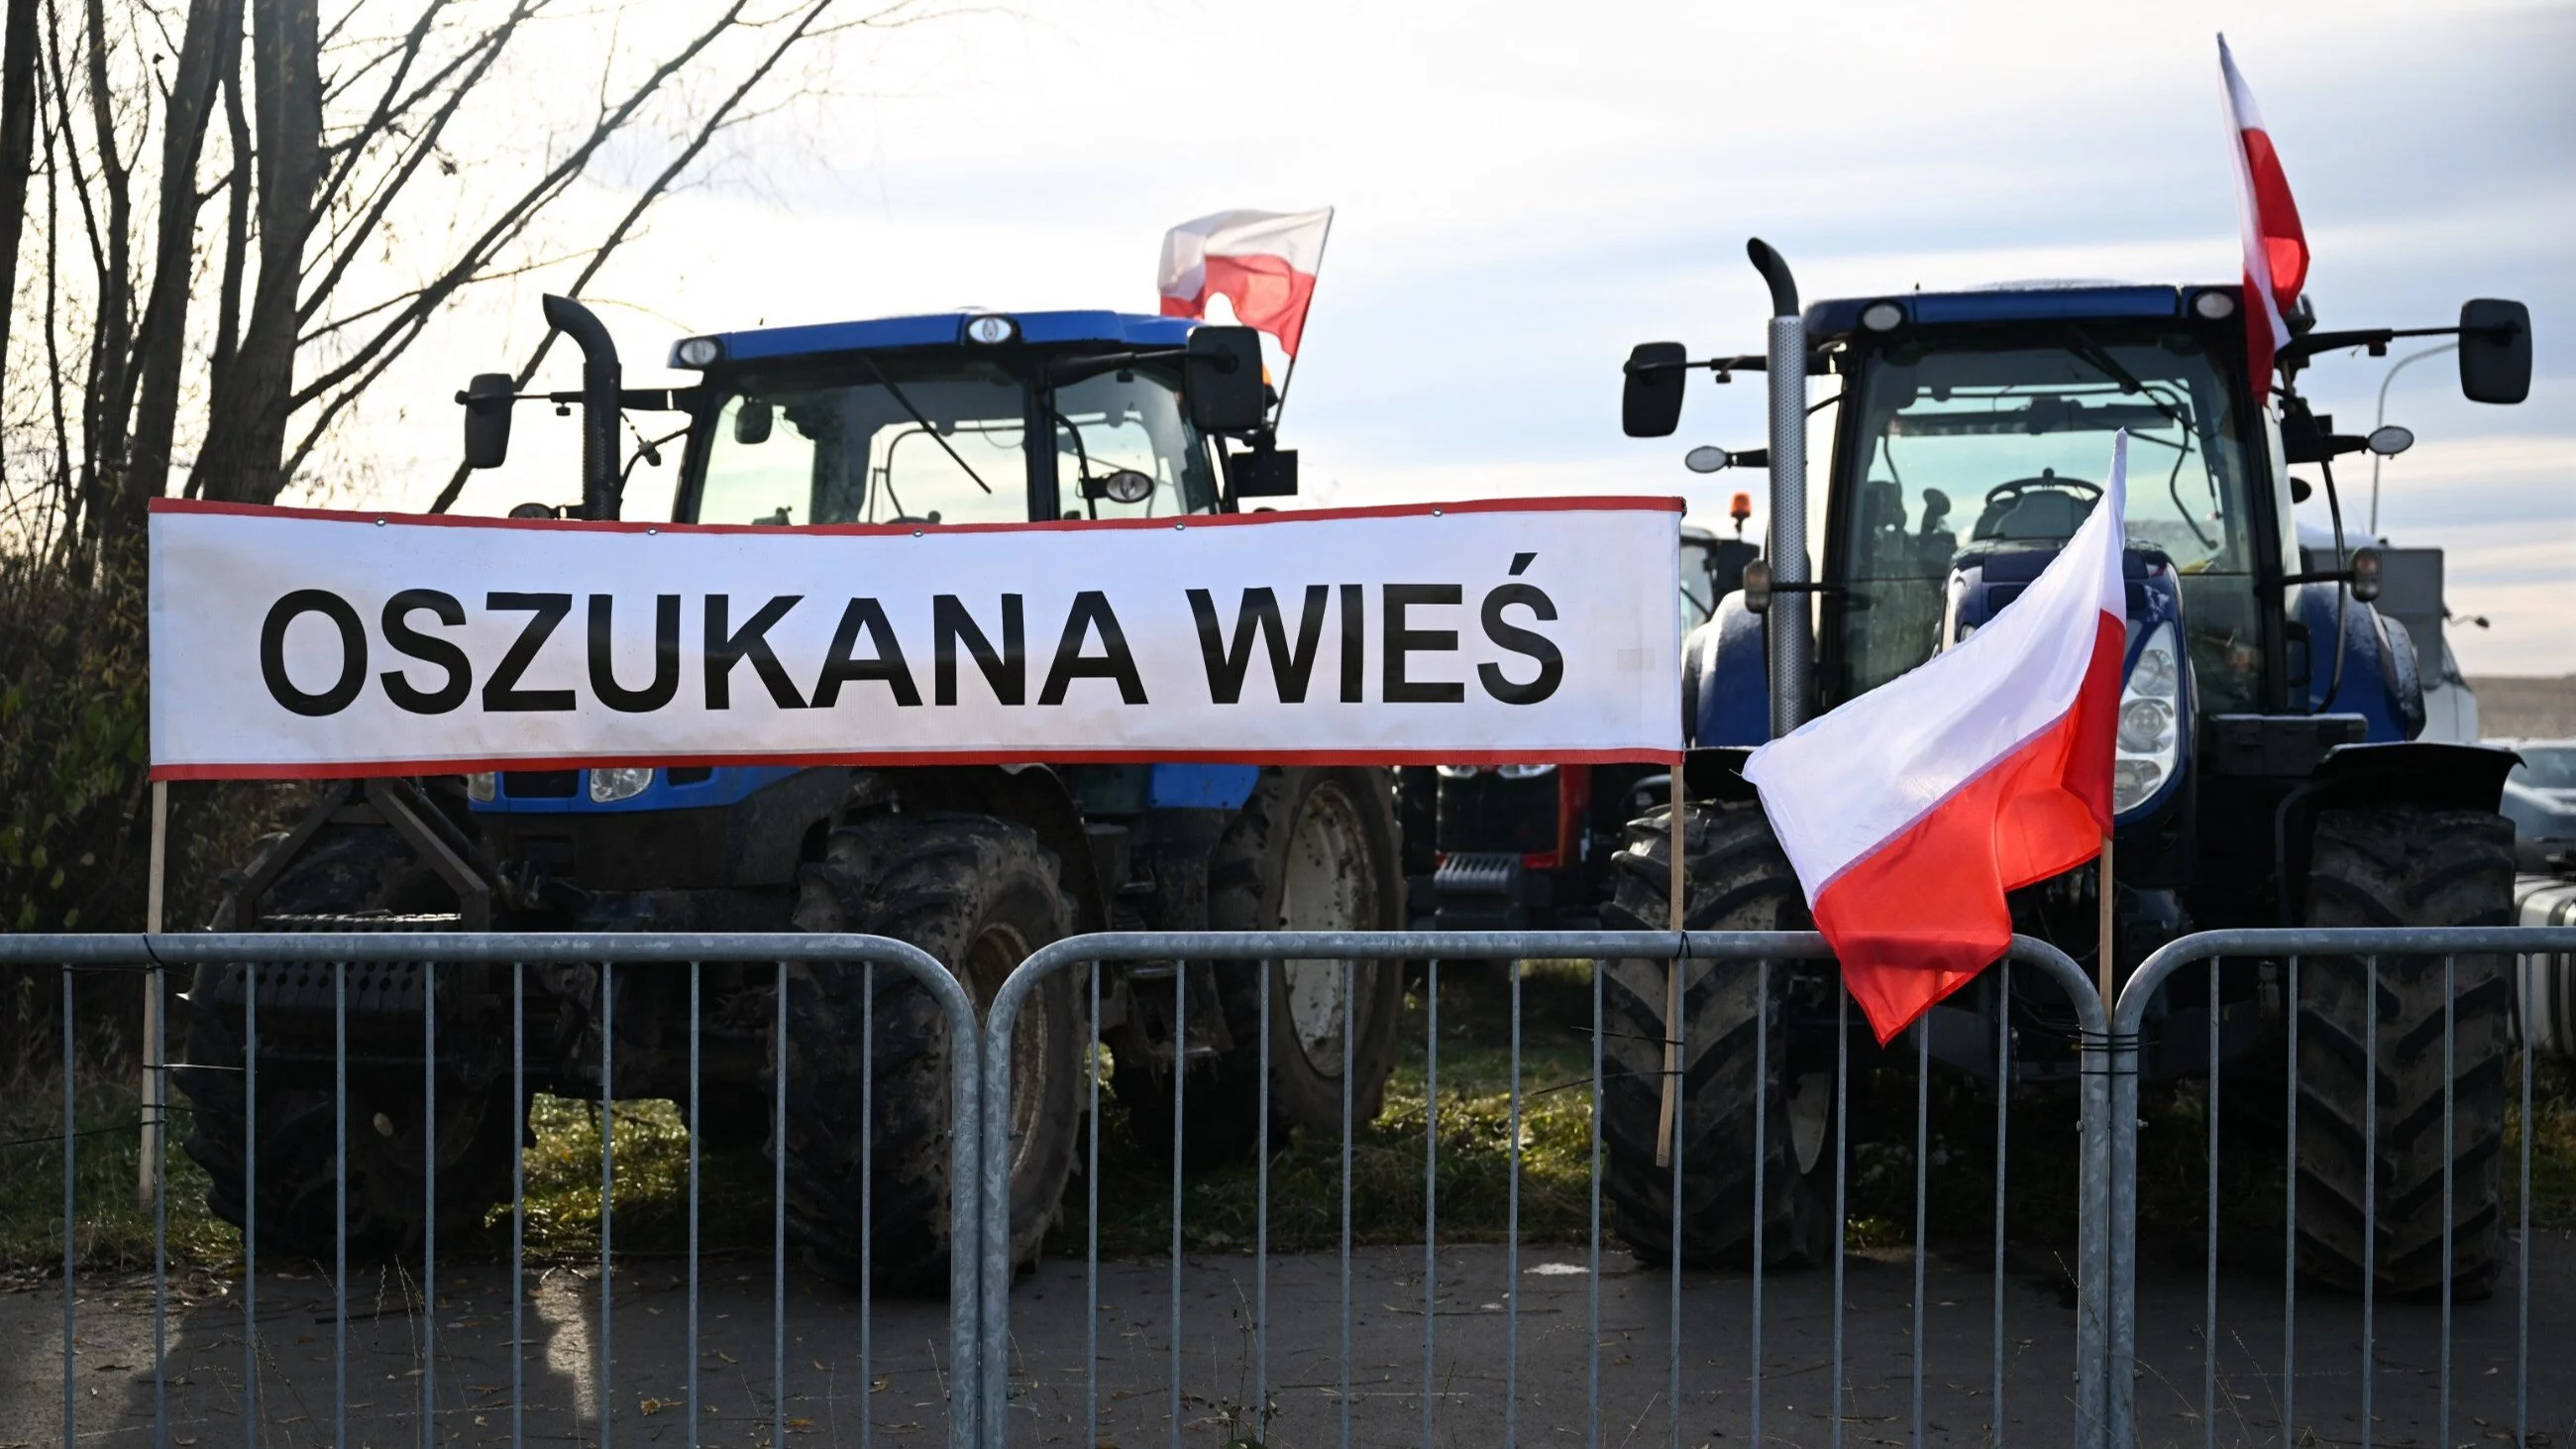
(977, 931, 2115, 1449)
(23, 923, 2576, 1448)
(2106, 925, 2576, 1449)
(8, 932, 983, 1449)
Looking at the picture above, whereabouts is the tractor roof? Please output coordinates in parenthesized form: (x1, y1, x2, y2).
(1804, 282, 2241, 341)
(672, 309, 1195, 369)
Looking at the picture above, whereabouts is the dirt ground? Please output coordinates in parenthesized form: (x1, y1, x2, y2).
(2473, 676, 2576, 740)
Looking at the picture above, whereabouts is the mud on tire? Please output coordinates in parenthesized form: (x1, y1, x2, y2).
(781, 812, 1079, 1291)
(1596, 800, 1838, 1269)
(2296, 806, 2515, 1298)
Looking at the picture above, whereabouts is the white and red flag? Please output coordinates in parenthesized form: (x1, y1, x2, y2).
(2218, 35, 2309, 387)
(1156, 207, 1332, 356)
(1741, 436, 2130, 1042)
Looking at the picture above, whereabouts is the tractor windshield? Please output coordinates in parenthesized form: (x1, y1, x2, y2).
(1832, 328, 2268, 709)
(685, 357, 1217, 527)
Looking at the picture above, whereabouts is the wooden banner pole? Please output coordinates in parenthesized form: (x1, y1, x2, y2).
(1656, 773, 1685, 1169)
(2095, 833, 2115, 1009)
(139, 779, 168, 1207)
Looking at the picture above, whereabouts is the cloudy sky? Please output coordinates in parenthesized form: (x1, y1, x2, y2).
(389, 0, 2574, 673)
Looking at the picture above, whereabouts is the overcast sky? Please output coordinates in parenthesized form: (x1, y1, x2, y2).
(381, 0, 2575, 674)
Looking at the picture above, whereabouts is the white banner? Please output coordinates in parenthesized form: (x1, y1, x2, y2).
(148, 498, 1682, 778)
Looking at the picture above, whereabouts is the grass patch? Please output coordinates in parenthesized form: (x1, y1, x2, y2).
(11, 990, 2571, 1279)
(1053, 961, 1605, 1261)
(0, 1073, 233, 1279)
(2509, 1051, 2576, 1230)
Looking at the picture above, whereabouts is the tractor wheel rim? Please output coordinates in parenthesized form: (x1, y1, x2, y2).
(966, 923, 1048, 1178)
(1278, 781, 1374, 1076)
(1786, 1067, 1831, 1174)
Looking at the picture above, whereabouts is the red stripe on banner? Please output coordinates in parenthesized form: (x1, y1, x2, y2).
(151, 746, 1684, 782)
(148, 494, 1685, 532)
(1811, 612, 2123, 1044)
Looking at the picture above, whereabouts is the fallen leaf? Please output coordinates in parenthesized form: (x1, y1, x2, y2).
(640, 1398, 666, 1416)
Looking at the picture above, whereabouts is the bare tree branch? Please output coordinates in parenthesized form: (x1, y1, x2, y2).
(417, 0, 846, 510)
(295, 0, 536, 324)
(282, 0, 755, 418)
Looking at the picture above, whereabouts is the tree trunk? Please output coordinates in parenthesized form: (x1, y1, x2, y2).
(74, 0, 136, 543)
(109, 0, 231, 530)
(0, 0, 41, 385)
(191, 0, 319, 506)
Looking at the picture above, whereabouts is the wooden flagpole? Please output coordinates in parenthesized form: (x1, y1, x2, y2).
(1656, 773, 1685, 1169)
(2095, 833, 2115, 1008)
(139, 779, 168, 1206)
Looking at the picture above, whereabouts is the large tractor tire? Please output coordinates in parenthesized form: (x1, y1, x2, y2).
(1114, 766, 1406, 1164)
(782, 812, 1080, 1291)
(179, 825, 518, 1261)
(1596, 801, 1839, 1268)
(2295, 806, 2516, 1298)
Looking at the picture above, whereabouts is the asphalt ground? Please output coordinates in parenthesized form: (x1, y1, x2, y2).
(8, 1230, 2570, 1449)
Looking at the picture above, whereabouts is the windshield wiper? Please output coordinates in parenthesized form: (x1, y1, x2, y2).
(853, 351, 994, 496)
(2059, 326, 2190, 432)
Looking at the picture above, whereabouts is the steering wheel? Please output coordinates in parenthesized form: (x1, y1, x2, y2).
(1983, 473, 2102, 510)
(1972, 472, 2102, 541)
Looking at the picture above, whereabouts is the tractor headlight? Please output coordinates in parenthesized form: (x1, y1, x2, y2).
(2112, 622, 2183, 815)
(466, 772, 497, 803)
(1494, 763, 1558, 780)
(1436, 764, 1483, 779)
(589, 767, 654, 804)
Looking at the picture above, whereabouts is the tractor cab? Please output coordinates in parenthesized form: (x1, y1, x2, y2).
(661, 309, 1290, 528)
(453, 303, 1292, 828)
(1806, 287, 2275, 723)
(1650, 273, 2528, 842)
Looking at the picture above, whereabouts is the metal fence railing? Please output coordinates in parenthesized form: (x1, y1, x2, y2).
(2107, 926, 2576, 1449)
(7, 932, 984, 1449)
(25, 923, 2576, 1449)
(976, 931, 2115, 1449)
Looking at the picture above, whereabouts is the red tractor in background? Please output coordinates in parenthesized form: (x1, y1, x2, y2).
(1402, 513, 1753, 931)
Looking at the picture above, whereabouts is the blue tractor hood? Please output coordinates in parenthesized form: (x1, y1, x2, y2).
(671, 309, 1198, 368)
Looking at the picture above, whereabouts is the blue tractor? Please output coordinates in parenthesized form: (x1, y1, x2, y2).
(179, 301, 1407, 1287)
(1599, 241, 2532, 1297)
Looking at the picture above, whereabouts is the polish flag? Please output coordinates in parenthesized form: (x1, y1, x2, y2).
(1156, 207, 1333, 357)
(2219, 35, 2308, 387)
(1741, 436, 2130, 1042)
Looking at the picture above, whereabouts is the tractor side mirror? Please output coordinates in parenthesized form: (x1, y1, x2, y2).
(1740, 557, 1772, 614)
(733, 397, 774, 445)
(1623, 342, 1687, 438)
(2457, 298, 2530, 404)
(461, 373, 515, 469)
(2365, 424, 2414, 457)
(1184, 325, 1268, 434)
(1229, 444, 1299, 499)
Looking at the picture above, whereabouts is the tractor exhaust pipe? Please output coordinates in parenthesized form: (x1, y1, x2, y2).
(1748, 239, 1811, 735)
(543, 294, 623, 521)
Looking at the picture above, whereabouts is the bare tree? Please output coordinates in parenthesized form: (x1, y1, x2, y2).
(0, 0, 965, 939)
(0, 0, 41, 383)
(1, 0, 951, 550)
